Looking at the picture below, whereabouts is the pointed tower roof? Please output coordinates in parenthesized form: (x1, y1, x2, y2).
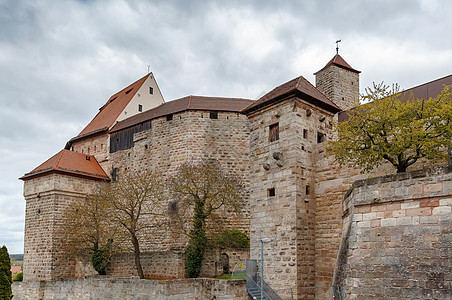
(242, 75, 341, 115)
(20, 150, 110, 181)
(314, 54, 361, 74)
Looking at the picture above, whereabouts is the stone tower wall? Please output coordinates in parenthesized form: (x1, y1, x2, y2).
(102, 109, 251, 278)
(247, 97, 335, 298)
(23, 173, 99, 281)
(315, 66, 359, 111)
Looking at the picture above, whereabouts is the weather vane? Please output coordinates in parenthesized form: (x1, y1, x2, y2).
(336, 39, 341, 55)
(147, 64, 151, 74)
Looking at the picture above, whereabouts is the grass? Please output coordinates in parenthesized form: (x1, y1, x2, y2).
(215, 271, 245, 280)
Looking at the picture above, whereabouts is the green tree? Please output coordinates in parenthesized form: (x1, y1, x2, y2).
(0, 245, 12, 300)
(169, 159, 243, 278)
(328, 83, 452, 173)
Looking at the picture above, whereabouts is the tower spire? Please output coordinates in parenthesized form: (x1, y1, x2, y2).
(336, 39, 341, 55)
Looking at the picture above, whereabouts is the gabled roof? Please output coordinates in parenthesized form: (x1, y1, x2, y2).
(20, 150, 110, 181)
(110, 95, 254, 133)
(314, 54, 361, 74)
(77, 73, 152, 137)
(241, 75, 341, 115)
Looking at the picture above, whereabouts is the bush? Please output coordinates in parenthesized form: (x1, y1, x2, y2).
(13, 271, 23, 282)
(216, 230, 250, 249)
(91, 242, 111, 275)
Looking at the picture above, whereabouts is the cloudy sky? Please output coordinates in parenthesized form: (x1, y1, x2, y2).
(1, 0, 451, 254)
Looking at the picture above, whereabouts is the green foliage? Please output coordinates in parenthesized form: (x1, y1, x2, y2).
(13, 271, 23, 282)
(170, 159, 243, 278)
(216, 230, 250, 249)
(0, 245, 12, 300)
(186, 227, 207, 278)
(91, 241, 112, 275)
(328, 83, 452, 173)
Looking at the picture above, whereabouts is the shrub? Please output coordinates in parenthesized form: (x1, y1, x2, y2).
(13, 271, 23, 282)
(216, 230, 250, 249)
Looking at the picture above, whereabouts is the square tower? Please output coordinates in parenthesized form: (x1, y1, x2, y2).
(314, 54, 360, 111)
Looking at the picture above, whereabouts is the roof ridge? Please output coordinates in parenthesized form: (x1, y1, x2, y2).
(55, 150, 65, 169)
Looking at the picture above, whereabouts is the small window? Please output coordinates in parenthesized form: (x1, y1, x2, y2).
(306, 185, 310, 195)
(166, 114, 173, 121)
(317, 132, 326, 143)
(268, 188, 275, 197)
(303, 129, 308, 139)
(210, 111, 218, 119)
(112, 167, 119, 182)
(138, 104, 143, 112)
(149, 87, 154, 94)
(269, 123, 279, 142)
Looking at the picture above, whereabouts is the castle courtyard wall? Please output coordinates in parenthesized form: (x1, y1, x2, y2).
(336, 166, 452, 299)
(12, 277, 247, 300)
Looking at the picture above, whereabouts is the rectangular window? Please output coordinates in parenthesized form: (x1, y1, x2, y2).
(149, 87, 154, 94)
(317, 132, 326, 143)
(138, 104, 143, 112)
(166, 114, 173, 121)
(209, 111, 218, 119)
(269, 123, 279, 142)
(306, 185, 310, 195)
(303, 129, 308, 139)
(268, 188, 275, 197)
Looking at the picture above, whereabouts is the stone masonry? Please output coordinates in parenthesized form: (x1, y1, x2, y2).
(336, 167, 452, 299)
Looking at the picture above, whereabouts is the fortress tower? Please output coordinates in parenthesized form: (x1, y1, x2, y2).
(314, 54, 360, 111)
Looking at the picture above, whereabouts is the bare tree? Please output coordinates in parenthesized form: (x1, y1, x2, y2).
(106, 170, 166, 279)
(59, 184, 121, 274)
(168, 159, 243, 277)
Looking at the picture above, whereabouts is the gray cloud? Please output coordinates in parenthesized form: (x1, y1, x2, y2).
(1, 0, 451, 253)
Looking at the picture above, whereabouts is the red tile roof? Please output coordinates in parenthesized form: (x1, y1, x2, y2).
(315, 54, 361, 74)
(338, 74, 452, 122)
(11, 265, 21, 275)
(21, 150, 110, 181)
(110, 95, 254, 133)
(77, 73, 152, 137)
(241, 75, 341, 115)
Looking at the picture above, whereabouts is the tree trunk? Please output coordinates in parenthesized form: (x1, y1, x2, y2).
(131, 235, 144, 279)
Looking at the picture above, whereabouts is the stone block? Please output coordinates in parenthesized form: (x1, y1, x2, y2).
(381, 218, 397, 227)
(432, 206, 451, 216)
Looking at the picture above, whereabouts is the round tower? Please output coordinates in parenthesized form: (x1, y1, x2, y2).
(314, 54, 360, 111)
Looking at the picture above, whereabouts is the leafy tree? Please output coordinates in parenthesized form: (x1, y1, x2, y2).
(328, 83, 452, 173)
(106, 171, 166, 279)
(58, 186, 119, 275)
(169, 159, 243, 278)
(0, 245, 12, 300)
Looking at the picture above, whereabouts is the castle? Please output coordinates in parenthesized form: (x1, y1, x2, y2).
(20, 54, 452, 299)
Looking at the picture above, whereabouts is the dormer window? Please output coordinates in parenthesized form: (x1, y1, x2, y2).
(125, 88, 133, 94)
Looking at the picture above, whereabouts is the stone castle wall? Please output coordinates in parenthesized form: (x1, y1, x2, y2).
(23, 174, 100, 281)
(336, 167, 452, 299)
(12, 277, 247, 300)
(106, 110, 251, 254)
